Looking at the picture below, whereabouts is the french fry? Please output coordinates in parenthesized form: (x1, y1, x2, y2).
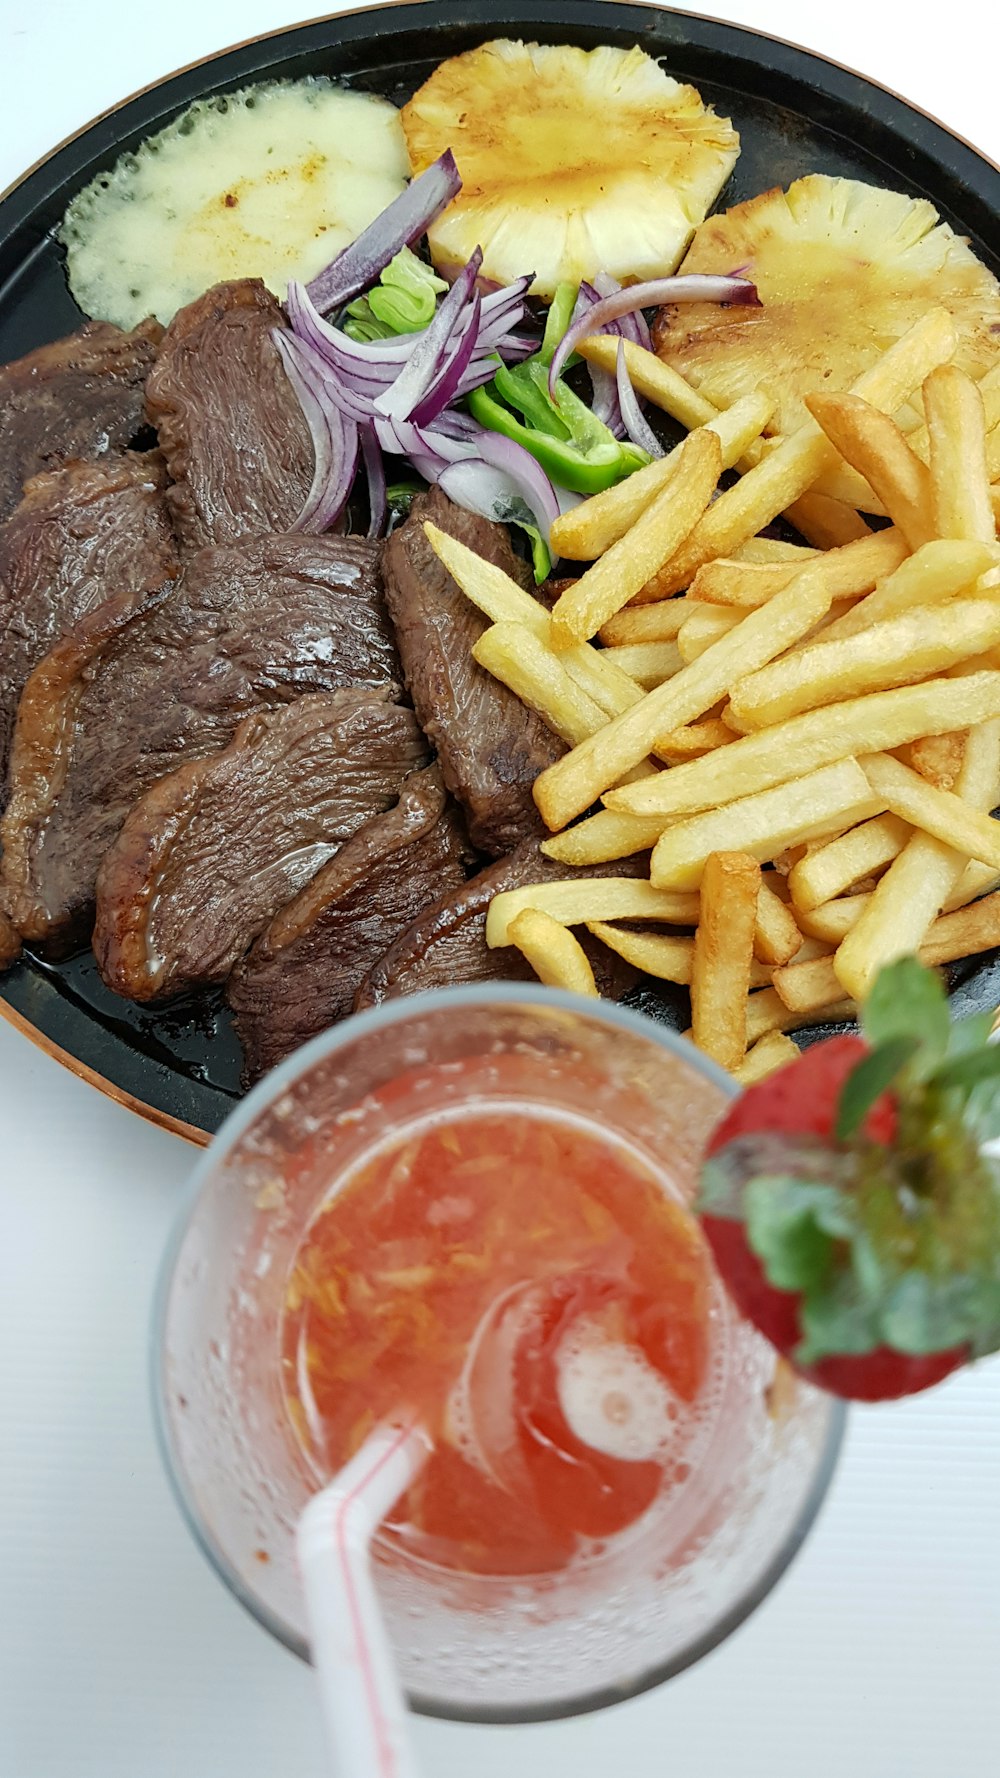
(421, 521, 643, 721)
(577, 340, 774, 462)
(754, 875, 803, 966)
(604, 674, 1000, 822)
(576, 334, 719, 430)
(599, 601, 688, 645)
(485, 880, 701, 948)
(924, 364, 995, 545)
(561, 649, 643, 721)
(600, 641, 683, 689)
(585, 920, 773, 989)
(784, 491, 872, 549)
(677, 606, 742, 660)
(649, 759, 883, 891)
(697, 387, 777, 467)
(583, 924, 772, 995)
(788, 886, 1000, 1005)
(587, 921, 695, 984)
(534, 539, 900, 831)
(551, 454, 676, 562)
(804, 459, 885, 514)
(833, 722, 1000, 999)
(797, 896, 869, 943)
(733, 1030, 800, 1085)
(772, 955, 846, 1014)
(472, 623, 608, 746)
(728, 598, 1000, 732)
(656, 718, 736, 761)
(550, 387, 771, 562)
(540, 809, 667, 866)
(943, 858, 1000, 912)
(507, 908, 598, 996)
(787, 936, 836, 964)
(762, 597, 863, 665)
(691, 852, 761, 1069)
(787, 813, 912, 913)
(741, 988, 855, 1044)
(899, 731, 968, 791)
(922, 889, 1000, 964)
(805, 391, 935, 548)
(637, 308, 956, 598)
(906, 362, 1000, 463)
(686, 559, 800, 608)
(858, 749, 1000, 869)
(550, 429, 721, 645)
(734, 538, 818, 564)
(806, 880, 1000, 942)
(818, 538, 1000, 644)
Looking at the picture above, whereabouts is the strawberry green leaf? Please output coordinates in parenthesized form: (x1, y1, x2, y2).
(932, 1047, 1000, 1095)
(796, 1277, 882, 1364)
(961, 1079, 1000, 1146)
(880, 1269, 1000, 1358)
(835, 1036, 918, 1142)
(943, 1010, 995, 1061)
(744, 1174, 856, 1294)
(861, 957, 950, 1065)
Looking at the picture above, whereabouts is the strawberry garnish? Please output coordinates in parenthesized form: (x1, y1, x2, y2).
(698, 959, 1000, 1401)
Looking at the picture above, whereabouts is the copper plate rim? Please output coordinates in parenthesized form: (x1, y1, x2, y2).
(1, 0, 998, 1144)
(0, 996, 210, 1145)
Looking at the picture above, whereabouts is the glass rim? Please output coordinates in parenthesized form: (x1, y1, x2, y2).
(150, 984, 847, 1722)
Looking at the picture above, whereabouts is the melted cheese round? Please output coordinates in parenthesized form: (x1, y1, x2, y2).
(61, 79, 409, 328)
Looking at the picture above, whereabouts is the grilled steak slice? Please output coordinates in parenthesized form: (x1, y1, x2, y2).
(0, 910, 19, 971)
(381, 487, 563, 855)
(0, 316, 162, 525)
(229, 766, 471, 1082)
(93, 688, 428, 1002)
(354, 842, 641, 1009)
(145, 280, 313, 551)
(0, 454, 177, 786)
(0, 534, 396, 949)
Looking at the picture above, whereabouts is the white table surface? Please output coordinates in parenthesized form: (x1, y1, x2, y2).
(3, 3, 1000, 1773)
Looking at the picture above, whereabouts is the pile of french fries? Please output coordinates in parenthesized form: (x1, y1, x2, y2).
(425, 306, 1000, 1085)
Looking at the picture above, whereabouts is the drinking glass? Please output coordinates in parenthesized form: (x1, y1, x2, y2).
(153, 986, 844, 1721)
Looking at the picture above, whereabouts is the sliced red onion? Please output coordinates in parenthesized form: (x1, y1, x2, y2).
(430, 409, 483, 442)
(288, 280, 414, 370)
(410, 293, 482, 426)
(476, 431, 561, 541)
(454, 355, 505, 401)
(615, 338, 664, 459)
(282, 327, 375, 423)
(568, 282, 624, 438)
(481, 274, 532, 317)
(477, 281, 532, 348)
(439, 432, 560, 546)
(360, 423, 386, 539)
(305, 151, 461, 314)
(273, 331, 359, 533)
(591, 272, 652, 351)
(549, 274, 760, 395)
(373, 415, 480, 470)
(375, 249, 482, 422)
(492, 331, 537, 361)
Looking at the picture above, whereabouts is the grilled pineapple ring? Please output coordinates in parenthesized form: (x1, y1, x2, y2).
(402, 40, 739, 297)
(653, 175, 1000, 437)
